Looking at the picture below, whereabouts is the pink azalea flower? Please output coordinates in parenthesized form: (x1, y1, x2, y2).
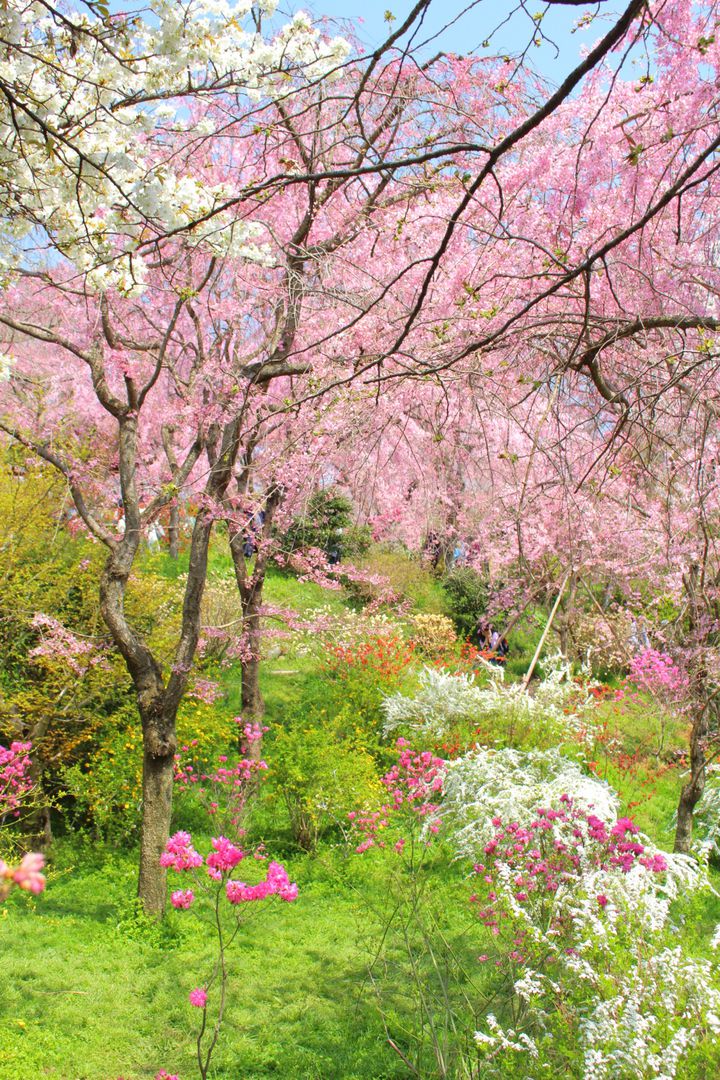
(12, 852, 46, 894)
(205, 836, 244, 874)
(189, 988, 207, 1008)
(170, 889, 194, 910)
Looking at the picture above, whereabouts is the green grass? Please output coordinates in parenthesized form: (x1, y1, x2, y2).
(0, 843, 412, 1080)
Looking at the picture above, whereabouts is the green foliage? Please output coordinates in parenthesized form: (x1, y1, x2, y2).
(62, 697, 237, 842)
(282, 488, 369, 557)
(354, 547, 448, 612)
(0, 459, 135, 833)
(443, 565, 488, 636)
(60, 704, 141, 843)
(269, 716, 381, 850)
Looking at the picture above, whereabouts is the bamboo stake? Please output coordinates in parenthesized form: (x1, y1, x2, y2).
(522, 571, 570, 690)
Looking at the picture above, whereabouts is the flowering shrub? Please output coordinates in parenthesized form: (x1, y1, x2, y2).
(326, 633, 416, 683)
(318, 631, 418, 768)
(470, 797, 710, 1079)
(579, 947, 720, 1079)
(470, 801, 688, 947)
(628, 648, 689, 703)
(383, 654, 597, 749)
(0, 741, 34, 822)
(475, 653, 598, 746)
(0, 741, 45, 857)
(382, 666, 487, 740)
(441, 746, 619, 859)
(571, 609, 636, 673)
(350, 739, 446, 853)
(174, 720, 267, 836)
(161, 831, 297, 1080)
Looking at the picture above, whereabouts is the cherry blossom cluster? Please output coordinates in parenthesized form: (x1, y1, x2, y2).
(29, 613, 101, 676)
(0, 0, 350, 290)
(627, 647, 690, 704)
(280, 547, 405, 612)
(187, 678, 224, 705)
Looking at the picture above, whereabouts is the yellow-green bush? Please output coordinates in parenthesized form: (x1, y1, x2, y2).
(62, 696, 237, 841)
(269, 717, 381, 850)
(410, 613, 457, 659)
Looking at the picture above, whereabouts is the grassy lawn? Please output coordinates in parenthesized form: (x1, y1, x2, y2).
(1, 842, 413, 1080)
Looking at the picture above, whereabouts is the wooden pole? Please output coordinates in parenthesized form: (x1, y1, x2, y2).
(522, 571, 570, 690)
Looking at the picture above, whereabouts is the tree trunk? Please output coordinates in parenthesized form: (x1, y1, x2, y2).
(227, 483, 282, 756)
(556, 574, 577, 658)
(22, 712, 53, 851)
(674, 704, 708, 854)
(674, 562, 710, 856)
(241, 593, 265, 759)
(168, 503, 180, 559)
(137, 713, 176, 915)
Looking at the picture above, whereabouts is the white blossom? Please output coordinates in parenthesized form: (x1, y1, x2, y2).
(0, 0, 350, 289)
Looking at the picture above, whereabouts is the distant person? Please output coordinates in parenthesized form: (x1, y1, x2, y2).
(476, 618, 491, 651)
(452, 541, 466, 565)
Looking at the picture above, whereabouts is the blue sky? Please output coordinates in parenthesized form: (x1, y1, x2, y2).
(298, 0, 623, 83)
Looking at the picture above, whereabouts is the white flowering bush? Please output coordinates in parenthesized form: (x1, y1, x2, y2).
(441, 746, 618, 857)
(382, 652, 596, 747)
(472, 652, 597, 745)
(475, 944, 720, 1079)
(458, 746, 712, 1079)
(579, 947, 720, 1079)
(382, 666, 486, 738)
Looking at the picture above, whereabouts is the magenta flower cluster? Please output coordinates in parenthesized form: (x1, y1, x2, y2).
(0, 740, 34, 817)
(0, 852, 46, 900)
(350, 738, 446, 853)
(162, 831, 298, 909)
(226, 860, 298, 903)
(160, 831, 203, 872)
